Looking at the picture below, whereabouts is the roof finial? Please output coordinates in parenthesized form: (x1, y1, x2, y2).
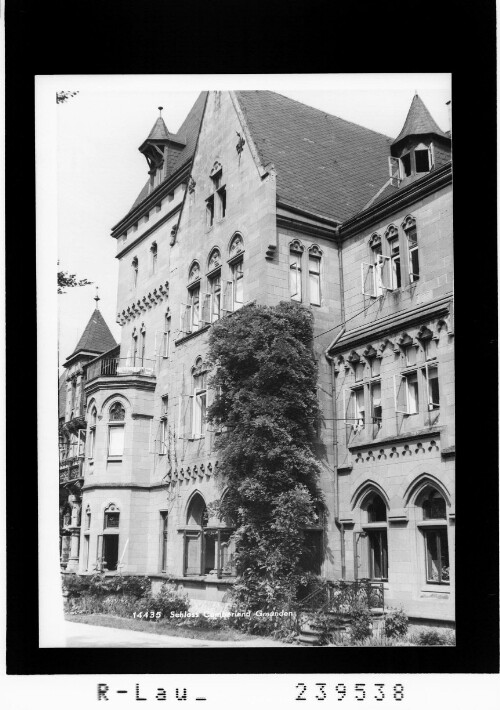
(94, 286, 100, 309)
(158, 106, 163, 117)
(414, 89, 418, 96)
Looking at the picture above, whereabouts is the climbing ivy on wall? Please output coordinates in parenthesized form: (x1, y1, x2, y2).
(206, 301, 323, 613)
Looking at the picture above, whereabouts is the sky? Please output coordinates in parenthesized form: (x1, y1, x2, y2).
(37, 74, 451, 366)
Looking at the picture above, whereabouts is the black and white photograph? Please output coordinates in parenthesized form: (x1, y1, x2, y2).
(40, 74, 459, 650)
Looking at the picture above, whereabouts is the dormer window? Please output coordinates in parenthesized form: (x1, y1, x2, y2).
(400, 152, 412, 178)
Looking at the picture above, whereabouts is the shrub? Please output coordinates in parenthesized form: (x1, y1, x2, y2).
(100, 595, 138, 617)
(415, 629, 454, 646)
(62, 573, 151, 600)
(349, 601, 372, 642)
(384, 608, 409, 638)
(143, 583, 190, 620)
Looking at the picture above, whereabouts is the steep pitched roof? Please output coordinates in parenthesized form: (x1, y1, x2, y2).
(392, 94, 449, 146)
(235, 91, 394, 222)
(65, 308, 117, 362)
(147, 116, 169, 141)
(128, 92, 208, 214)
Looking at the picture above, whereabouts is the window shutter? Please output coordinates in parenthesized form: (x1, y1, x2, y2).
(361, 263, 375, 297)
(223, 281, 234, 313)
(388, 156, 400, 186)
(344, 389, 354, 443)
(179, 303, 192, 333)
(379, 255, 393, 290)
(428, 142, 435, 169)
(393, 374, 408, 414)
(202, 293, 212, 325)
(178, 394, 194, 439)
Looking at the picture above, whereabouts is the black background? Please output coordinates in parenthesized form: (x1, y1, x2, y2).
(6, 0, 498, 675)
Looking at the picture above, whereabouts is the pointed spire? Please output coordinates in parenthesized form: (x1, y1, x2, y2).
(146, 109, 169, 141)
(64, 307, 117, 364)
(392, 93, 449, 146)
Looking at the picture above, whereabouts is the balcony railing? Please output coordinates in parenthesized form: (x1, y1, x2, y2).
(85, 357, 156, 382)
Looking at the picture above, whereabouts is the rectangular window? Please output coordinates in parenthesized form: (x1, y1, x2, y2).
(388, 156, 401, 186)
(309, 255, 321, 305)
(160, 395, 168, 454)
(389, 237, 401, 288)
(425, 338, 437, 361)
(193, 388, 207, 437)
(368, 530, 388, 580)
(189, 285, 200, 330)
(89, 427, 96, 458)
(163, 316, 171, 357)
(415, 149, 430, 173)
(407, 226, 419, 282)
(231, 261, 244, 310)
(407, 372, 419, 414)
(353, 387, 365, 429)
(184, 531, 202, 576)
(86, 511, 91, 529)
(83, 535, 90, 572)
(140, 331, 146, 365)
(354, 362, 364, 382)
(160, 512, 168, 572)
(217, 186, 226, 219)
(108, 425, 124, 457)
(371, 357, 381, 378)
(102, 535, 119, 571)
(289, 252, 302, 301)
(424, 528, 449, 584)
(371, 380, 382, 427)
(209, 273, 221, 322)
(132, 334, 138, 366)
(425, 363, 440, 410)
(206, 196, 214, 227)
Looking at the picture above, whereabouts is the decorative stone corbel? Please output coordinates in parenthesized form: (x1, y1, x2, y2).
(170, 225, 178, 246)
(188, 176, 196, 194)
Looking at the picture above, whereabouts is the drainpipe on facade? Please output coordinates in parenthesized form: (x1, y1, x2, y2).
(325, 325, 346, 579)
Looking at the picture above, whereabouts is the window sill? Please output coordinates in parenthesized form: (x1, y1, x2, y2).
(421, 584, 450, 592)
(175, 324, 210, 346)
(107, 457, 123, 462)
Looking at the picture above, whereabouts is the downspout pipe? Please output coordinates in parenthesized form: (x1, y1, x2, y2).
(325, 326, 346, 579)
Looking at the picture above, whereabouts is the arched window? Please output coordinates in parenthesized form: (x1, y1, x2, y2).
(384, 225, 401, 289)
(289, 240, 304, 301)
(418, 487, 449, 585)
(99, 504, 120, 572)
(108, 402, 125, 458)
(207, 249, 222, 323)
(402, 215, 419, 283)
(109, 402, 125, 421)
(184, 493, 208, 576)
(357, 492, 388, 581)
(302, 503, 325, 574)
(308, 245, 322, 305)
(226, 234, 244, 312)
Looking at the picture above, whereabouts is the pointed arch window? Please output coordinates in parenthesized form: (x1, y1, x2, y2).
(402, 215, 419, 283)
(308, 245, 322, 305)
(418, 487, 449, 585)
(192, 358, 207, 438)
(289, 240, 304, 301)
(357, 492, 389, 581)
(225, 235, 244, 312)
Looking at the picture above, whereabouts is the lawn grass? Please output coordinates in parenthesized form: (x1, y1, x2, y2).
(65, 613, 271, 643)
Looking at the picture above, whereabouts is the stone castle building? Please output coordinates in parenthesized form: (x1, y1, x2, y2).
(62, 90, 453, 626)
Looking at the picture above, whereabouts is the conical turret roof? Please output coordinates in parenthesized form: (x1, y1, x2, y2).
(392, 94, 449, 146)
(65, 308, 117, 363)
(147, 116, 169, 141)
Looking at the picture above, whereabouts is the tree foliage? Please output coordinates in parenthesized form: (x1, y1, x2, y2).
(58, 269, 93, 294)
(206, 301, 323, 614)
